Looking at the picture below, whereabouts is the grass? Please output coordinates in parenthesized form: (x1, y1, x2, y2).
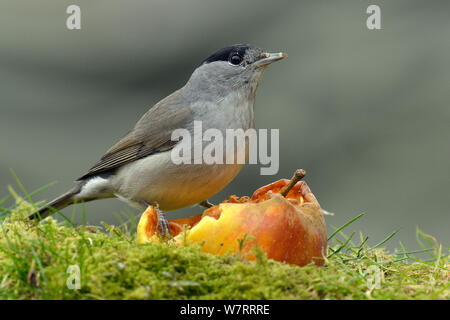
(0, 182, 448, 300)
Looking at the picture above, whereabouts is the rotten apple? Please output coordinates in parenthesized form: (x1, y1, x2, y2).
(137, 169, 327, 266)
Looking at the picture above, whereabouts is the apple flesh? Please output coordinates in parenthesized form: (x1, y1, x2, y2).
(137, 179, 327, 266)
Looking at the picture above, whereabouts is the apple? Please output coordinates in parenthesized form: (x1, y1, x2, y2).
(137, 170, 327, 266)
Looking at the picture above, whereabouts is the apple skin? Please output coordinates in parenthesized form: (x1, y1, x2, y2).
(137, 180, 327, 267)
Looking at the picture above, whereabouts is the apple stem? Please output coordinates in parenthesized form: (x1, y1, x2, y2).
(279, 169, 306, 197)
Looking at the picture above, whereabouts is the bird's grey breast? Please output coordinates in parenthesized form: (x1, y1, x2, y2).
(187, 87, 256, 132)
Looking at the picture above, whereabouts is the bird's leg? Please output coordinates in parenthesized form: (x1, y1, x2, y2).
(199, 199, 214, 208)
(155, 207, 170, 238)
(142, 201, 170, 237)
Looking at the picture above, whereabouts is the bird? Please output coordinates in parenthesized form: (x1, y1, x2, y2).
(29, 44, 287, 234)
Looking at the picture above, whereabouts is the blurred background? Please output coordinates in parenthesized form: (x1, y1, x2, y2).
(1, 0, 449, 251)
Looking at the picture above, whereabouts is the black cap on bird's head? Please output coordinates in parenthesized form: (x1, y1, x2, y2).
(201, 44, 287, 68)
(202, 44, 254, 65)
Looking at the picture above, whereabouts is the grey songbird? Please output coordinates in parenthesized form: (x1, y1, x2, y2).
(29, 44, 287, 232)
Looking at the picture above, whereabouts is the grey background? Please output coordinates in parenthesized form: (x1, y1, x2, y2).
(1, 0, 449, 251)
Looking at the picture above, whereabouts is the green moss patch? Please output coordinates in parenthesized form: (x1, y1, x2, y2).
(0, 191, 448, 300)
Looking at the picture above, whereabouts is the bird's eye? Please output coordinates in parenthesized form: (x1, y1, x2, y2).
(229, 53, 243, 65)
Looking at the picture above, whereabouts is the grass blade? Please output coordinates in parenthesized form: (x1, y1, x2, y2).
(328, 213, 365, 241)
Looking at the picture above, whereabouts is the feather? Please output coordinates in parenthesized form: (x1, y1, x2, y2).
(77, 90, 192, 180)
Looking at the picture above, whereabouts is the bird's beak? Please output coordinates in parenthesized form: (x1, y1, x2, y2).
(254, 52, 287, 67)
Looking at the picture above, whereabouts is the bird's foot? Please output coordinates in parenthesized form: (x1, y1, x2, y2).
(141, 201, 171, 238)
(155, 208, 170, 238)
(199, 199, 214, 208)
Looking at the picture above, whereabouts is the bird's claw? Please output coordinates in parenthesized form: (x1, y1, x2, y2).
(199, 199, 214, 208)
(156, 208, 170, 237)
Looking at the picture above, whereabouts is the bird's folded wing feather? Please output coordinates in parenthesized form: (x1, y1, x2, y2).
(77, 90, 192, 180)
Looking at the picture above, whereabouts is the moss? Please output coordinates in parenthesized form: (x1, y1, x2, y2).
(0, 194, 448, 300)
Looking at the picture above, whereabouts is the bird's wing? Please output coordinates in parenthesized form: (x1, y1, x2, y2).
(77, 90, 192, 180)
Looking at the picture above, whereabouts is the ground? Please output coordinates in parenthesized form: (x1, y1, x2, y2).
(0, 188, 448, 300)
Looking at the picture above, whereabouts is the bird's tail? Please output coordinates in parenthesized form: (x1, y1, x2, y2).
(28, 186, 81, 221)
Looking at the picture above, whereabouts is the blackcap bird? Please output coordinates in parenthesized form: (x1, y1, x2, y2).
(29, 44, 287, 233)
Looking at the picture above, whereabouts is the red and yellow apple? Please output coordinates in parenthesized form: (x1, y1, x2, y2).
(137, 172, 327, 266)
